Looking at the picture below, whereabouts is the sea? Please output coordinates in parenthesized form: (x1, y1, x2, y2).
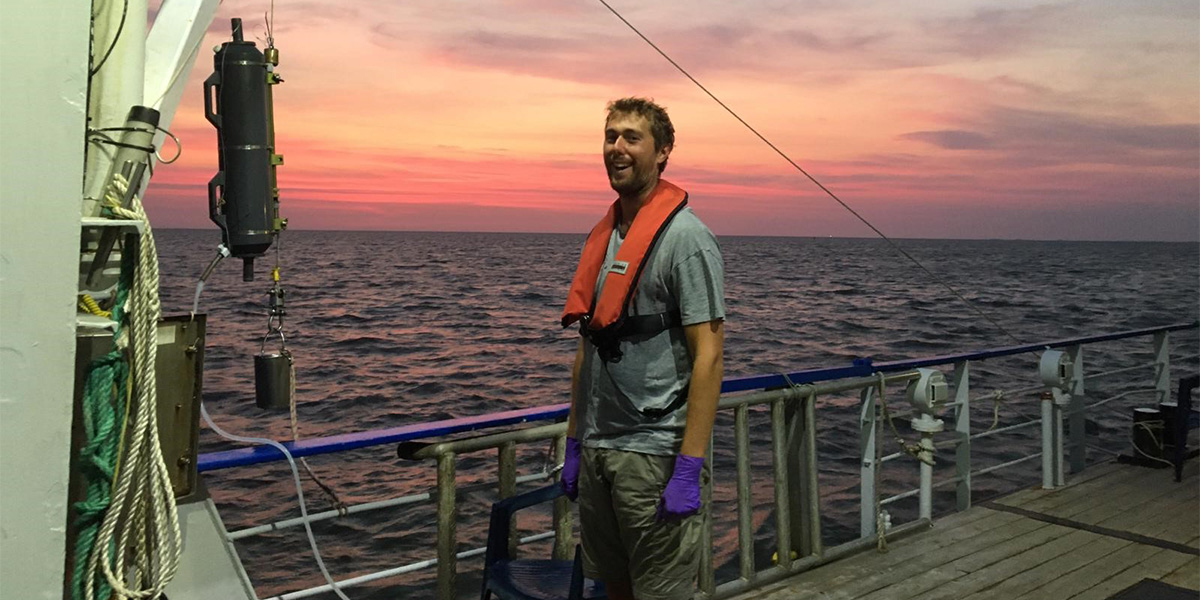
(154, 230, 1199, 600)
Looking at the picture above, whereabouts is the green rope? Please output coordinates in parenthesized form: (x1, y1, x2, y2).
(72, 246, 134, 600)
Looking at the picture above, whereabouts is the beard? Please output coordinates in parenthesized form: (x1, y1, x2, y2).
(607, 162, 657, 197)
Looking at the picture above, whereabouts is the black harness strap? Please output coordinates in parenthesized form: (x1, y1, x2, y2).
(582, 310, 682, 363)
(617, 310, 682, 337)
(639, 383, 690, 419)
(589, 309, 690, 419)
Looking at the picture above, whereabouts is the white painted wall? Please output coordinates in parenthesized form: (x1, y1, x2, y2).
(0, 0, 91, 597)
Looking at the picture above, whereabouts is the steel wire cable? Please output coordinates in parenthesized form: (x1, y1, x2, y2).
(594, 0, 1030, 349)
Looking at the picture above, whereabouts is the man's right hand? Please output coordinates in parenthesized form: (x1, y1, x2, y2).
(561, 437, 582, 501)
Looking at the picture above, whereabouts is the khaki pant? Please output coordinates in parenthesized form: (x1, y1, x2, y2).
(578, 447, 705, 600)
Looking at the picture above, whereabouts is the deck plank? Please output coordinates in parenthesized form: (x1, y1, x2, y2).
(914, 528, 1104, 600)
(1102, 490, 1199, 548)
(1064, 547, 1194, 600)
(1012, 539, 1165, 600)
(1138, 503, 1200, 548)
(1050, 468, 1175, 521)
(997, 461, 1124, 508)
(745, 510, 1030, 600)
(1159, 556, 1200, 591)
(1005, 463, 1163, 516)
(1005, 464, 1199, 552)
(1062, 469, 1192, 527)
(851, 522, 1071, 600)
(823, 516, 1047, 599)
(961, 533, 1131, 600)
(745, 513, 1010, 599)
(1094, 480, 1198, 533)
(733, 462, 1200, 600)
(1000, 474, 1117, 513)
(1137, 518, 1195, 549)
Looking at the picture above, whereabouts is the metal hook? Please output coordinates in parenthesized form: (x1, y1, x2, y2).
(260, 324, 286, 356)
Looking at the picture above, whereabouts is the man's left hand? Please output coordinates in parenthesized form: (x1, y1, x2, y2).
(657, 454, 704, 521)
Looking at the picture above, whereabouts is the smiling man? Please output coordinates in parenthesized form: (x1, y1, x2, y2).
(560, 97, 726, 600)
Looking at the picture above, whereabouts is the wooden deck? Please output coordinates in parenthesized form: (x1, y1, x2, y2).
(738, 460, 1199, 600)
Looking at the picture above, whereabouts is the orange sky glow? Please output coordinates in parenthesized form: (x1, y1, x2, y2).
(145, 0, 1200, 241)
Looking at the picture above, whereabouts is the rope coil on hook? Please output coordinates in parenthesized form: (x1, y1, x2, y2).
(81, 171, 183, 600)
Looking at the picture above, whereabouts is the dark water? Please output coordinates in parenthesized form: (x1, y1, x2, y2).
(156, 230, 1198, 599)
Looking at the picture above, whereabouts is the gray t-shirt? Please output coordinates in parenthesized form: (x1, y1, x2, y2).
(577, 207, 725, 456)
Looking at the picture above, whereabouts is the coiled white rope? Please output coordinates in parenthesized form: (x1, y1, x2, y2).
(88, 173, 182, 599)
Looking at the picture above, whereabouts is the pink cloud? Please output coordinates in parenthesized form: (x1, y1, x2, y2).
(146, 0, 1198, 241)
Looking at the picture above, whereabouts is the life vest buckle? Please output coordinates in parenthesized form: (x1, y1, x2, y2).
(580, 319, 624, 364)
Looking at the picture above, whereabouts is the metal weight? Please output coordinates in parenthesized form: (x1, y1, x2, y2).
(255, 352, 291, 410)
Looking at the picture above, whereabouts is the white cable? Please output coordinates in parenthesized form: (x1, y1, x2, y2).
(192, 245, 231, 318)
(188, 236, 351, 599)
(191, 280, 206, 318)
(200, 403, 353, 600)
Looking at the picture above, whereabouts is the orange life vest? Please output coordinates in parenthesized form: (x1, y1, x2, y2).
(562, 179, 688, 361)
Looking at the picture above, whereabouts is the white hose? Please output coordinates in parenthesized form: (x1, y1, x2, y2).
(200, 403, 353, 600)
(187, 218, 349, 598)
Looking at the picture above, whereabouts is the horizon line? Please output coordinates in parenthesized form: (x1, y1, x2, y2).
(156, 228, 1199, 244)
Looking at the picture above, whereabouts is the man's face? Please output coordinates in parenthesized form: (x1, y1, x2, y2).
(604, 112, 671, 198)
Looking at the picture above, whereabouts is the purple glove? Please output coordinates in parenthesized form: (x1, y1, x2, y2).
(560, 437, 582, 501)
(657, 454, 705, 521)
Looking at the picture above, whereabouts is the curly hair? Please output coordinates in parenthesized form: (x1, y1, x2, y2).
(606, 97, 675, 173)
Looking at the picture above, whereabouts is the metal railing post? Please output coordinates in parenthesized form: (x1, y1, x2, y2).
(785, 388, 820, 559)
(858, 386, 878, 538)
(1041, 391, 1056, 489)
(918, 435, 934, 521)
(1054, 395, 1066, 487)
(700, 437, 715, 596)
(953, 361, 971, 511)
(803, 391, 823, 556)
(771, 398, 793, 570)
(436, 451, 457, 600)
(552, 434, 571, 561)
(734, 404, 754, 581)
(498, 441, 517, 559)
(1067, 345, 1085, 475)
(1153, 331, 1171, 405)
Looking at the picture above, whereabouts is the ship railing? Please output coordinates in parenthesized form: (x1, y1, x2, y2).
(197, 321, 1198, 600)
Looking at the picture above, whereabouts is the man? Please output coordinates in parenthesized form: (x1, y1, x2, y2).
(560, 97, 725, 600)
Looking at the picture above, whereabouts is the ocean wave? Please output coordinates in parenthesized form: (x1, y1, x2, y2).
(156, 230, 1199, 599)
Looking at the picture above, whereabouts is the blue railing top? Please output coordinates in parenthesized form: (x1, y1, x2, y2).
(197, 320, 1196, 472)
(199, 404, 571, 472)
(722, 321, 1198, 393)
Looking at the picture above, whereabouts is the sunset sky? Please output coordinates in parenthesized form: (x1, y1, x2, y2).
(145, 0, 1199, 241)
